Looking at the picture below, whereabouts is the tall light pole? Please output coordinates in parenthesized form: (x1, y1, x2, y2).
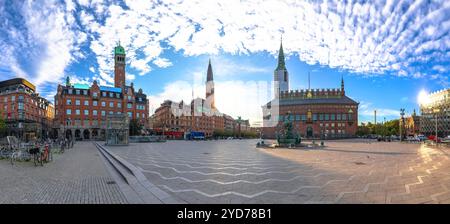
(400, 108, 405, 141)
(237, 116, 242, 139)
(433, 108, 440, 144)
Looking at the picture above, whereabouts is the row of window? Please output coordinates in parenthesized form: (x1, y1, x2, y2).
(279, 113, 353, 121)
(65, 109, 145, 118)
(68, 89, 89, 96)
(2, 95, 46, 108)
(66, 89, 144, 100)
(64, 99, 146, 110)
(66, 99, 126, 108)
(319, 123, 347, 128)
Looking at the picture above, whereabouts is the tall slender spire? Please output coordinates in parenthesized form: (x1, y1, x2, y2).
(276, 38, 286, 71)
(341, 74, 345, 96)
(206, 59, 215, 109)
(207, 58, 213, 81)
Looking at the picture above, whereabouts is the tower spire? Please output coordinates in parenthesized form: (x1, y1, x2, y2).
(207, 58, 213, 81)
(341, 74, 345, 96)
(276, 38, 286, 71)
(206, 59, 215, 109)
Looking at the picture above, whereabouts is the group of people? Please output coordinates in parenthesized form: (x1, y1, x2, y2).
(58, 137, 74, 152)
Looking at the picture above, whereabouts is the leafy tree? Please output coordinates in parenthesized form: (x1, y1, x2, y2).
(356, 119, 400, 137)
(0, 111, 6, 137)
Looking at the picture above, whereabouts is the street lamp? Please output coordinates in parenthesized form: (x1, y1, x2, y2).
(237, 116, 242, 139)
(433, 108, 440, 144)
(400, 108, 405, 141)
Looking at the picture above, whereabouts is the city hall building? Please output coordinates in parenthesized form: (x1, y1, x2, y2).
(262, 42, 359, 139)
(54, 43, 149, 140)
(0, 78, 54, 140)
(420, 88, 450, 138)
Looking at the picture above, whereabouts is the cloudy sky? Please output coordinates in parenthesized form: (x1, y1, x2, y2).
(0, 0, 449, 126)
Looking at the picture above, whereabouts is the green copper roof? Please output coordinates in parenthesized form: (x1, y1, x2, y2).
(114, 44, 125, 55)
(276, 41, 286, 71)
(73, 83, 90, 90)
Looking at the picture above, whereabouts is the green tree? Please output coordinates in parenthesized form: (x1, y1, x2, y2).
(0, 111, 6, 137)
(356, 122, 370, 136)
(129, 119, 143, 136)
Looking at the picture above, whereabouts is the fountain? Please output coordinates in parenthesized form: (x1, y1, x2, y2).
(276, 112, 301, 147)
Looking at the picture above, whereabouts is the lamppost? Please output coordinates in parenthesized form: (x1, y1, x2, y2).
(433, 108, 440, 144)
(237, 116, 242, 139)
(400, 108, 405, 141)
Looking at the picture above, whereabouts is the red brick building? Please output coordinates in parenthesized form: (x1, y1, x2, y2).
(262, 41, 359, 139)
(153, 60, 239, 138)
(0, 78, 54, 140)
(54, 43, 149, 140)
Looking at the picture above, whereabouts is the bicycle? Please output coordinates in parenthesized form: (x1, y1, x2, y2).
(10, 148, 31, 166)
(0, 146, 13, 160)
(29, 146, 49, 167)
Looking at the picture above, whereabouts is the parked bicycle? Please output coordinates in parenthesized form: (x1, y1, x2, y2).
(29, 146, 49, 166)
(10, 148, 32, 166)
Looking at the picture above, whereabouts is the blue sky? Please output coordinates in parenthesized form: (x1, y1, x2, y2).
(0, 0, 449, 126)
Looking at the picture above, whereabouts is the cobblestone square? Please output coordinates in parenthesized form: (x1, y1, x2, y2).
(2, 139, 449, 204)
(0, 142, 127, 204)
(108, 139, 450, 204)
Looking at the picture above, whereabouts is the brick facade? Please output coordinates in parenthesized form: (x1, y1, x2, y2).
(54, 44, 149, 140)
(153, 61, 239, 139)
(0, 78, 54, 140)
(262, 41, 358, 139)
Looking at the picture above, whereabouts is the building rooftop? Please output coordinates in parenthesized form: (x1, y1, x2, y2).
(265, 95, 358, 107)
(73, 83, 90, 90)
(0, 78, 36, 92)
(100, 86, 122, 93)
(114, 43, 125, 55)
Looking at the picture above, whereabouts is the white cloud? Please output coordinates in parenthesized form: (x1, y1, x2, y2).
(359, 101, 400, 122)
(153, 57, 173, 68)
(432, 65, 446, 73)
(73, 0, 450, 85)
(210, 56, 271, 78)
(0, 0, 87, 93)
(2, 0, 450, 94)
(126, 74, 135, 81)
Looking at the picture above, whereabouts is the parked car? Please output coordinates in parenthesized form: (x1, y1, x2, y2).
(390, 135, 399, 141)
(417, 135, 427, 141)
(442, 136, 450, 143)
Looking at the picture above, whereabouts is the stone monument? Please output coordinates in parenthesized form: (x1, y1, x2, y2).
(106, 114, 129, 145)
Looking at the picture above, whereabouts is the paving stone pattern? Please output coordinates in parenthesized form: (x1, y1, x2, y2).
(0, 141, 127, 204)
(108, 139, 450, 204)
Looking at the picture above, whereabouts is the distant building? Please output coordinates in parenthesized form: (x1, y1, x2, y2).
(262, 40, 359, 139)
(420, 88, 450, 137)
(0, 78, 54, 140)
(223, 114, 235, 132)
(54, 43, 149, 140)
(153, 60, 248, 138)
(153, 99, 192, 134)
(405, 109, 421, 136)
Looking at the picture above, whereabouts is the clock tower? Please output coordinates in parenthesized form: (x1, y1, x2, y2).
(114, 42, 126, 88)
